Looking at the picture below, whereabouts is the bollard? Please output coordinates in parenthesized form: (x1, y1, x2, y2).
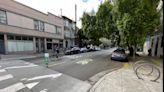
(44, 53, 49, 68)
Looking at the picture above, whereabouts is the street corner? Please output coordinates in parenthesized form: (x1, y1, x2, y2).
(122, 63, 130, 69)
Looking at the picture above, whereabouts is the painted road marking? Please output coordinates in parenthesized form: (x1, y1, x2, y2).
(48, 62, 65, 67)
(0, 69, 6, 72)
(76, 59, 93, 65)
(25, 82, 39, 89)
(123, 63, 129, 69)
(0, 74, 13, 82)
(40, 89, 48, 92)
(27, 73, 62, 81)
(4, 64, 38, 70)
(0, 82, 26, 92)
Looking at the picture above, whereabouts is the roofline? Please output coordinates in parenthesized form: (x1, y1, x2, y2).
(12, 0, 61, 19)
(62, 16, 75, 23)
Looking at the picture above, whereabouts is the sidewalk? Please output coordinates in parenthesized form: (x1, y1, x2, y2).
(90, 58, 163, 92)
(0, 52, 64, 61)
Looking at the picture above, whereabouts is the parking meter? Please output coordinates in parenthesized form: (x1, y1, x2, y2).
(44, 53, 49, 68)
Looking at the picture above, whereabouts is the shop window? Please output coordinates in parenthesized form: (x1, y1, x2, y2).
(15, 36, 21, 40)
(22, 36, 28, 40)
(47, 43, 52, 50)
(7, 35, 14, 40)
(29, 37, 33, 41)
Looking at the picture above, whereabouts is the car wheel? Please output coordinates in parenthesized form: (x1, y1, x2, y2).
(70, 52, 73, 55)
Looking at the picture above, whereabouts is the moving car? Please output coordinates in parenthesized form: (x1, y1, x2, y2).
(111, 48, 128, 61)
(65, 46, 80, 55)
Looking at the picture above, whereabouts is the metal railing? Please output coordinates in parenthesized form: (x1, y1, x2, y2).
(133, 60, 161, 82)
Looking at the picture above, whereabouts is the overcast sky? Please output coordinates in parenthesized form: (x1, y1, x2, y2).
(15, 0, 104, 28)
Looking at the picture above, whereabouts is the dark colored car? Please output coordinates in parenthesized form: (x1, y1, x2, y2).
(65, 47, 80, 55)
(111, 48, 128, 61)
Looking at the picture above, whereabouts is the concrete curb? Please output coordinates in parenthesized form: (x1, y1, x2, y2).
(89, 68, 121, 92)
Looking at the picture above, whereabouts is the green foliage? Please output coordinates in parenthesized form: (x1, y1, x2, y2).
(81, 1, 117, 45)
(115, 0, 160, 47)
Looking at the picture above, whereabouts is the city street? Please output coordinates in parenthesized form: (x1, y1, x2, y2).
(24, 48, 123, 81)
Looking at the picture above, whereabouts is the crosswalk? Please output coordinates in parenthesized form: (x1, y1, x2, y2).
(0, 63, 62, 92)
(0, 66, 28, 92)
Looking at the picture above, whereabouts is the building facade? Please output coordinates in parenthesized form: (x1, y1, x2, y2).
(62, 16, 76, 48)
(0, 0, 64, 54)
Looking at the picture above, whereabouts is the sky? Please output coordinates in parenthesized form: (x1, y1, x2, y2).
(15, 0, 104, 28)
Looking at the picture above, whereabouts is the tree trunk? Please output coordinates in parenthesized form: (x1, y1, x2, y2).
(133, 45, 137, 59)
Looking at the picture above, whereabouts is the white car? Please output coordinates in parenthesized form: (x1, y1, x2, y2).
(80, 47, 88, 53)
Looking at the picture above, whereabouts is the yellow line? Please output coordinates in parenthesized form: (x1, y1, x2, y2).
(151, 59, 163, 67)
(123, 63, 129, 69)
(48, 62, 65, 67)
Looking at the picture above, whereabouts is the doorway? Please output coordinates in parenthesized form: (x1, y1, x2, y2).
(0, 34, 5, 54)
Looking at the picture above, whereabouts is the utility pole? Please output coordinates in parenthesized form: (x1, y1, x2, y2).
(75, 4, 77, 31)
(75, 4, 77, 46)
(60, 8, 62, 17)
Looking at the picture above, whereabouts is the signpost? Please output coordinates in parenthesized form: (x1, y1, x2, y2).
(44, 53, 49, 68)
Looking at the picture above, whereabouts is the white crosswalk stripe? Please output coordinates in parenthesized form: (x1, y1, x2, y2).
(0, 69, 6, 73)
(0, 74, 13, 82)
(0, 82, 26, 92)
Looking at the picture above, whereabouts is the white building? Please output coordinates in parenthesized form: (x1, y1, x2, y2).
(62, 16, 76, 48)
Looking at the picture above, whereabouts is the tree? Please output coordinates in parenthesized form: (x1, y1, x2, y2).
(81, 1, 118, 45)
(114, 0, 160, 58)
(96, 1, 116, 39)
(81, 12, 102, 45)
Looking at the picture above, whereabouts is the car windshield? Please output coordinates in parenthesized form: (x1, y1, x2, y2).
(114, 49, 125, 53)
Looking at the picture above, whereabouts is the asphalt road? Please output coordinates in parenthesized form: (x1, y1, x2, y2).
(24, 48, 123, 81)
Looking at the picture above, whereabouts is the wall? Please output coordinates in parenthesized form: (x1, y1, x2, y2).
(7, 12, 34, 29)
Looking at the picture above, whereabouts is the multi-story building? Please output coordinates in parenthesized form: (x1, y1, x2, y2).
(0, 0, 64, 54)
(62, 16, 76, 48)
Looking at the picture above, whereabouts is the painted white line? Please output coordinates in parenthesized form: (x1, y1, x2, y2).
(0, 69, 6, 72)
(48, 62, 65, 67)
(0, 74, 13, 82)
(0, 82, 26, 92)
(25, 82, 39, 89)
(27, 73, 62, 81)
(4, 64, 38, 70)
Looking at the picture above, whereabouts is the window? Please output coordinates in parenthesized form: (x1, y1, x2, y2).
(34, 20, 44, 32)
(34, 20, 39, 31)
(0, 10, 7, 24)
(47, 43, 52, 50)
(54, 26, 57, 33)
(15, 36, 21, 40)
(29, 37, 33, 41)
(39, 21, 44, 32)
(57, 26, 62, 34)
(22, 36, 28, 40)
(7, 35, 14, 40)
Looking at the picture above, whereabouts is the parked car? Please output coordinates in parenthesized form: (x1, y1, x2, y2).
(111, 48, 128, 61)
(80, 47, 88, 53)
(65, 46, 80, 55)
